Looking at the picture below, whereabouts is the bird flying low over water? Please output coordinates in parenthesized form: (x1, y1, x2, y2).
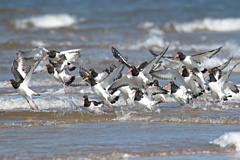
(44, 48, 81, 72)
(164, 45, 224, 72)
(110, 46, 169, 90)
(165, 81, 192, 105)
(131, 88, 162, 110)
(5, 53, 43, 110)
(205, 62, 240, 102)
(41, 57, 76, 94)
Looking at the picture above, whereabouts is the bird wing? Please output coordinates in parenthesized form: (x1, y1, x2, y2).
(151, 68, 182, 80)
(218, 62, 240, 88)
(142, 45, 169, 75)
(60, 49, 81, 62)
(108, 74, 135, 91)
(191, 45, 224, 63)
(163, 56, 182, 64)
(224, 81, 239, 94)
(100, 64, 124, 89)
(53, 55, 68, 73)
(11, 52, 28, 83)
(216, 56, 233, 71)
(22, 56, 43, 86)
(111, 46, 132, 68)
(19, 47, 49, 60)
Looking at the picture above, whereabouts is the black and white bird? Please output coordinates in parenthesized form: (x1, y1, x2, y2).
(5, 53, 43, 110)
(147, 80, 169, 102)
(205, 62, 240, 102)
(42, 54, 75, 94)
(81, 75, 120, 105)
(110, 46, 169, 90)
(80, 95, 104, 112)
(165, 81, 192, 105)
(132, 88, 162, 110)
(164, 45, 224, 72)
(108, 84, 135, 105)
(44, 48, 81, 71)
(80, 64, 124, 105)
(151, 66, 205, 98)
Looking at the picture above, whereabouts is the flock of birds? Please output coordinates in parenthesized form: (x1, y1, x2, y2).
(5, 45, 240, 111)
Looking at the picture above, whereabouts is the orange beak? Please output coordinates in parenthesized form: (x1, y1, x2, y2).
(44, 54, 49, 59)
(5, 81, 12, 86)
(165, 83, 171, 87)
(127, 68, 133, 73)
(131, 90, 137, 94)
(80, 98, 85, 103)
(179, 68, 184, 72)
(205, 72, 211, 77)
(41, 66, 48, 71)
(174, 54, 179, 59)
(82, 77, 89, 81)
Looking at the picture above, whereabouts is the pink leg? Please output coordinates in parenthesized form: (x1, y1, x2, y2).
(61, 82, 68, 94)
(32, 99, 39, 110)
(26, 99, 34, 110)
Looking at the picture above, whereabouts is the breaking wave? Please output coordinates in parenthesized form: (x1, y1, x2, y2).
(163, 17, 240, 32)
(14, 14, 82, 29)
(210, 132, 240, 151)
(119, 35, 167, 50)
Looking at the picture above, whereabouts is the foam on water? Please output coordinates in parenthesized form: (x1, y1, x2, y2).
(120, 34, 167, 50)
(163, 17, 240, 32)
(137, 21, 163, 35)
(0, 96, 75, 110)
(210, 132, 240, 151)
(14, 14, 80, 29)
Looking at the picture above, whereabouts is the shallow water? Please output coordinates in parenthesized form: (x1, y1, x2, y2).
(1, 0, 240, 159)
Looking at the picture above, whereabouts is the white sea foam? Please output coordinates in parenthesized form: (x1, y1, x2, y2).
(122, 35, 167, 50)
(210, 132, 240, 151)
(137, 21, 163, 35)
(164, 17, 240, 32)
(0, 96, 73, 110)
(15, 14, 80, 29)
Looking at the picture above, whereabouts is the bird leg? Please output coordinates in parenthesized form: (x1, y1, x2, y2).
(31, 99, 39, 110)
(26, 99, 34, 110)
(61, 82, 68, 94)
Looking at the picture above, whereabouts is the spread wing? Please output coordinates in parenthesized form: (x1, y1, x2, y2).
(142, 45, 169, 75)
(111, 46, 132, 68)
(22, 56, 43, 86)
(11, 52, 31, 83)
(191, 45, 224, 63)
(219, 62, 240, 88)
(60, 49, 81, 62)
(19, 46, 49, 60)
(151, 68, 185, 86)
(100, 64, 124, 89)
(108, 74, 136, 91)
(224, 81, 239, 93)
(215, 56, 233, 71)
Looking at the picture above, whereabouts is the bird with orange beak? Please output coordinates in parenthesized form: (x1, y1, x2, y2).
(164, 45, 224, 72)
(80, 95, 104, 112)
(110, 46, 169, 91)
(165, 81, 191, 105)
(5, 53, 43, 110)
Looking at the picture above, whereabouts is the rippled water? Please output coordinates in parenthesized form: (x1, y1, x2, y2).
(1, 0, 240, 159)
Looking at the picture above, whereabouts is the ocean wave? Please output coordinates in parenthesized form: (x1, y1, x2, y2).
(210, 132, 240, 151)
(119, 35, 167, 50)
(14, 14, 82, 29)
(137, 21, 163, 35)
(162, 17, 240, 32)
